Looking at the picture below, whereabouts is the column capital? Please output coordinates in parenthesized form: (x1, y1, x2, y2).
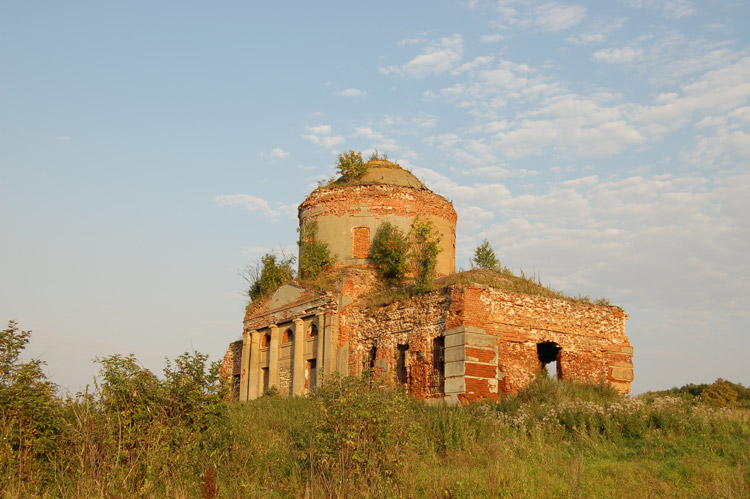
(293, 317, 304, 326)
(242, 330, 251, 344)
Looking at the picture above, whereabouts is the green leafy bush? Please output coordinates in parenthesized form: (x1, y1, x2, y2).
(308, 374, 415, 492)
(298, 221, 336, 280)
(702, 378, 740, 408)
(370, 222, 409, 286)
(246, 252, 295, 302)
(335, 150, 367, 179)
(0, 321, 63, 462)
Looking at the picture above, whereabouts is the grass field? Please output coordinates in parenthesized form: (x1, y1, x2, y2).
(2, 321, 748, 498)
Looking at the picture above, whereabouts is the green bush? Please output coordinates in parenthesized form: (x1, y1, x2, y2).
(335, 150, 367, 179)
(246, 252, 295, 302)
(370, 222, 409, 286)
(408, 217, 442, 293)
(298, 221, 336, 280)
(308, 374, 416, 494)
(0, 321, 64, 470)
(702, 378, 739, 408)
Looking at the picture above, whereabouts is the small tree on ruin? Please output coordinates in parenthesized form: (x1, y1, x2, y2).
(335, 150, 367, 179)
(408, 217, 442, 293)
(472, 239, 500, 271)
(370, 222, 408, 287)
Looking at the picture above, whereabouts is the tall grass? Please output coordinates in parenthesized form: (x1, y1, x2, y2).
(1, 322, 748, 499)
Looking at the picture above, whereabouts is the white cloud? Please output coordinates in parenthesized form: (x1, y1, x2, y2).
(302, 134, 345, 150)
(269, 147, 290, 159)
(354, 127, 384, 140)
(302, 123, 344, 151)
(212, 194, 297, 218)
(623, 0, 695, 19)
(533, 2, 587, 32)
(480, 34, 503, 43)
(412, 114, 438, 128)
(305, 124, 332, 135)
(634, 56, 750, 127)
(566, 17, 627, 45)
(592, 47, 644, 63)
(380, 34, 464, 78)
(340, 88, 365, 97)
(452, 56, 494, 75)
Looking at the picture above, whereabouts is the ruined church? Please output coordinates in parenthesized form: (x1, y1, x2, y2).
(221, 159, 634, 403)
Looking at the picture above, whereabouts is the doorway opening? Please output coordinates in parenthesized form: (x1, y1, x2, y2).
(537, 341, 562, 379)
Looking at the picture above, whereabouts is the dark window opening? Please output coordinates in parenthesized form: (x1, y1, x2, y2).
(396, 344, 409, 386)
(537, 341, 562, 379)
(261, 334, 271, 349)
(362, 344, 377, 374)
(428, 336, 445, 394)
(262, 368, 270, 392)
(306, 359, 317, 393)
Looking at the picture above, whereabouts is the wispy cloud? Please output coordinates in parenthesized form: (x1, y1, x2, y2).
(340, 88, 365, 97)
(592, 46, 644, 63)
(212, 194, 296, 218)
(566, 16, 626, 45)
(269, 147, 290, 159)
(623, 0, 695, 19)
(305, 124, 332, 135)
(302, 123, 344, 151)
(533, 2, 587, 32)
(380, 34, 464, 78)
(480, 34, 503, 43)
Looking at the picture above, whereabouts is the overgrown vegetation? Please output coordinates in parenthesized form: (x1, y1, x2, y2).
(3, 326, 747, 498)
(642, 378, 750, 409)
(242, 252, 295, 302)
(335, 150, 367, 179)
(298, 221, 336, 280)
(408, 217, 442, 293)
(370, 221, 409, 287)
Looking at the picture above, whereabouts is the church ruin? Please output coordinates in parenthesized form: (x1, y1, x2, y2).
(221, 159, 634, 403)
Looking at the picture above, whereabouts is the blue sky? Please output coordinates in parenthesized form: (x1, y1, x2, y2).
(1, 0, 748, 394)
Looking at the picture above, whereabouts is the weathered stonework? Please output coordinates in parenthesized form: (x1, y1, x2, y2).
(223, 160, 634, 403)
(298, 163, 457, 276)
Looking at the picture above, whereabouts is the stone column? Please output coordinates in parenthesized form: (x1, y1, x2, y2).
(315, 313, 325, 384)
(292, 318, 305, 396)
(248, 330, 261, 400)
(268, 325, 280, 389)
(239, 330, 251, 402)
(323, 313, 336, 375)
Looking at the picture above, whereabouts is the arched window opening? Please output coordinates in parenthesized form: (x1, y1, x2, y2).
(537, 341, 562, 379)
(307, 324, 318, 338)
(282, 328, 293, 344)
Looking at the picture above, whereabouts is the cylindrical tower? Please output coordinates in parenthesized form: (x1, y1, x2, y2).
(298, 160, 457, 276)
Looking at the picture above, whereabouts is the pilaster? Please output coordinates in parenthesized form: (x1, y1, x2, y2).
(268, 324, 280, 389)
(248, 330, 261, 400)
(239, 331, 251, 402)
(292, 318, 305, 396)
